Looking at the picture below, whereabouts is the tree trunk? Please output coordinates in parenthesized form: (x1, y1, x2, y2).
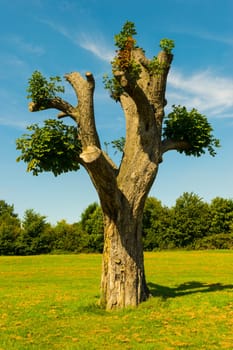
(100, 202, 150, 309)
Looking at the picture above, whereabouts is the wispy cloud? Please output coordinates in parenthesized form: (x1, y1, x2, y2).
(173, 27, 233, 47)
(0, 52, 31, 80)
(0, 117, 28, 129)
(167, 69, 233, 118)
(41, 19, 114, 62)
(78, 33, 114, 62)
(196, 32, 233, 47)
(1, 35, 45, 55)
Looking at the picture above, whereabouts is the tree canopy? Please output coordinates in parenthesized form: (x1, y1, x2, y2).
(16, 21, 219, 176)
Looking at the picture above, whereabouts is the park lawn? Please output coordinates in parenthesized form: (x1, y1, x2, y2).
(0, 251, 233, 349)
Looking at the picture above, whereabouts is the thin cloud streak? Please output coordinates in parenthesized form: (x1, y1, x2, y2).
(42, 19, 114, 62)
(0, 35, 45, 55)
(172, 27, 233, 47)
(0, 117, 28, 130)
(78, 33, 114, 62)
(167, 69, 233, 118)
(194, 31, 233, 47)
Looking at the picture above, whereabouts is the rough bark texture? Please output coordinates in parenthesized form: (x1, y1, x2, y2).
(100, 208, 149, 309)
(29, 45, 177, 309)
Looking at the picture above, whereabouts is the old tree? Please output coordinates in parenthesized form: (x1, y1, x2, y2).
(17, 22, 219, 309)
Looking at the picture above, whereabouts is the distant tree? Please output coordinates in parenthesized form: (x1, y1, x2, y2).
(16, 22, 219, 309)
(0, 200, 21, 255)
(142, 197, 171, 250)
(0, 200, 18, 218)
(16, 209, 52, 255)
(169, 192, 210, 248)
(53, 220, 87, 253)
(80, 203, 104, 252)
(209, 197, 233, 235)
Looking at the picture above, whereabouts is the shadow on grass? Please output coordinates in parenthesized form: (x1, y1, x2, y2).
(147, 281, 233, 300)
(77, 283, 233, 313)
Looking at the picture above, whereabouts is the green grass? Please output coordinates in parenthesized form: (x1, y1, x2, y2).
(0, 251, 233, 349)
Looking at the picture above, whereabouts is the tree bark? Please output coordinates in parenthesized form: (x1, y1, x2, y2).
(100, 200, 150, 309)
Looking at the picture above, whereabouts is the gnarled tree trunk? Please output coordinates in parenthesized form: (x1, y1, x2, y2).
(100, 204, 149, 309)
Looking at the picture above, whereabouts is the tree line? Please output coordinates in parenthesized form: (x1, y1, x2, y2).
(1, 192, 233, 256)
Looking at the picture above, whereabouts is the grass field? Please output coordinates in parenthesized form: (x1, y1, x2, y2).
(0, 251, 233, 349)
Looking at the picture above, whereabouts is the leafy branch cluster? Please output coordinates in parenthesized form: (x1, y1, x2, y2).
(103, 74, 124, 102)
(114, 21, 137, 49)
(104, 105, 220, 157)
(104, 21, 141, 101)
(159, 38, 175, 54)
(148, 57, 170, 75)
(163, 105, 220, 156)
(16, 119, 81, 176)
(27, 71, 65, 108)
(148, 39, 174, 75)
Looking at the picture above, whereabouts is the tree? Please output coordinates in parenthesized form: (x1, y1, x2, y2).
(80, 203, 104, 252)
(0, 200, 21, 255)
(209, 197, 233, 235)
(142, 197, 171, 250)
(16, 209, 52, 255)
(16, 22, 219, 309)
(53, 220, 87, 253)
(169, 192, 211, 248)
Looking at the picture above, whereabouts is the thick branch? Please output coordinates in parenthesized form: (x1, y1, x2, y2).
(28, 98, 76, 120)
(79, 146, 119, 214)
(148, 51, 173, 125)
(65, 71, 100, 149)
(161, 138, 190, 155)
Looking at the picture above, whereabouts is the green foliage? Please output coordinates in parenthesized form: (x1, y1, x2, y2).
(105, 137, 125, 155)
(15, 209, 52, 255)
(104, 21, 141, 101)
(114, 21, 137, 49)
(194, 233, 233, 250)
(163, 105, 220, 156)
(169, 192, 211, 248)
(16, 119, 82, 176)
(53, 220, 88, 253)
(209, 197, 233, 235)
(27, 70, 65, 108)
(142, 197, 171, 250)
(1, 192, 233, 255)
(148, 39, 174, 75)
(111, 137, 125, 154)
(148, 56, 170, 75)
(80, 203, 104, 252)
(0, 200, 17, 218)
(103, 73, 124, 101)
(159, 38, 175, 54)
(0, 201, 21, 255)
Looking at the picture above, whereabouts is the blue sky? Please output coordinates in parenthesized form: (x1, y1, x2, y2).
(1, 0, 233, 224)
